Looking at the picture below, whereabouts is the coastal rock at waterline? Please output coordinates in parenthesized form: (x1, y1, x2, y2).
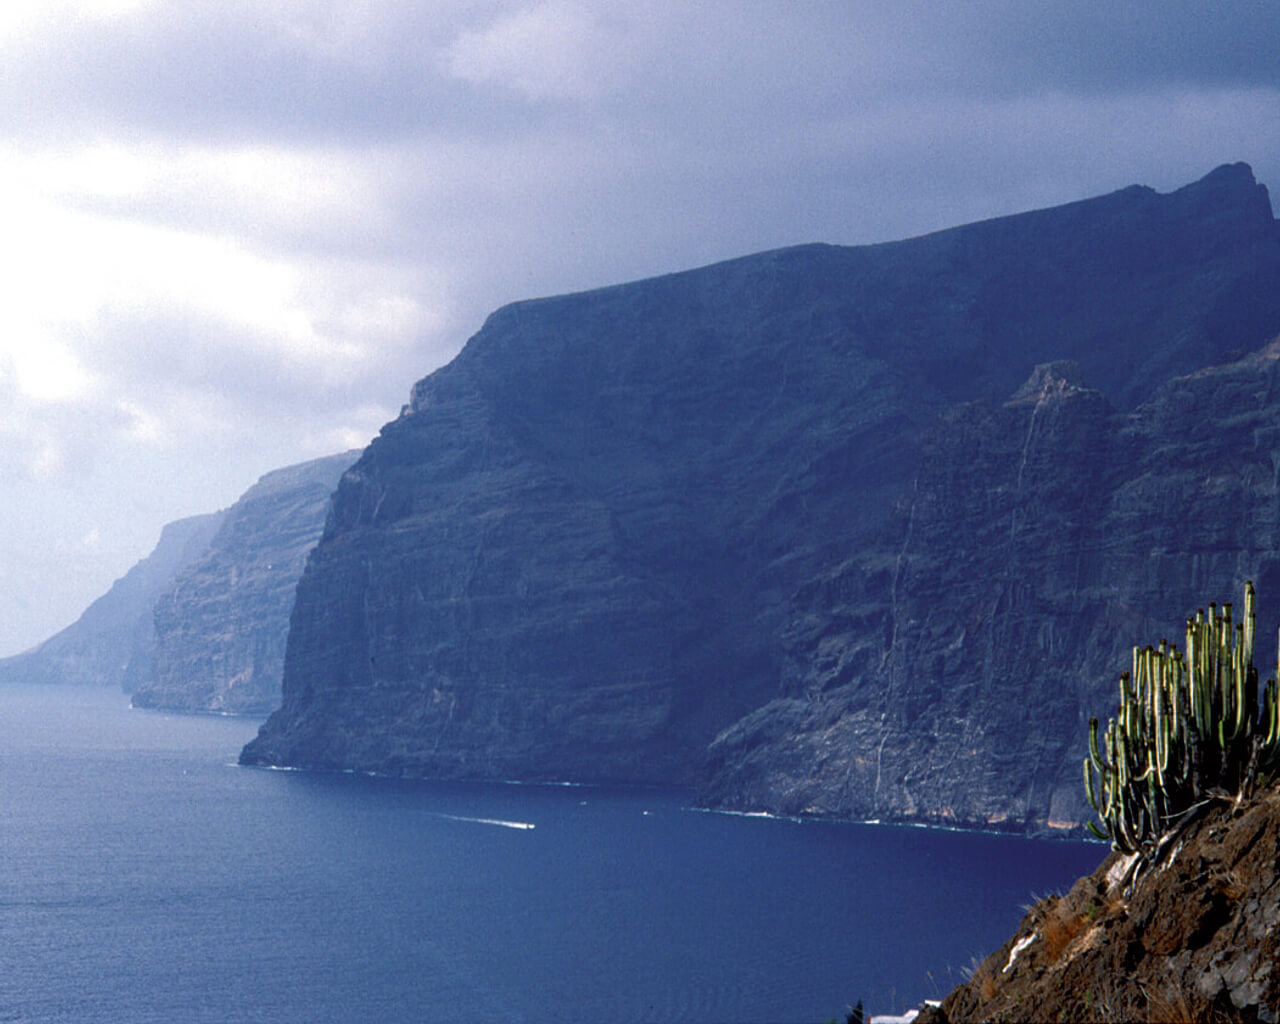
(701, 340, 1280, 833)
(131, 451, 357, 716)
(244, 164, 1280, 797)
(0, 512, 225, 690)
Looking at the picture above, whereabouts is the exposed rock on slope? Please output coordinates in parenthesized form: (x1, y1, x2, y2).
(918, 784, 1280, 1022)
(243, 164, 1280, 794)
(0, 512, 225, 690)
(131, 452, 356, 715)
(700, 339, 1280, 832)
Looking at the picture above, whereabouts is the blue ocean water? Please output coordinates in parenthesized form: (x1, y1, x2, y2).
(0, 685, 1100, 1023)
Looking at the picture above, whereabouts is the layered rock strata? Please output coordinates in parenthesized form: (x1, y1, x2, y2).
(243, 165, 1280, 806)
(701, 343, 1280, 831)
(132, 451, 356, 715)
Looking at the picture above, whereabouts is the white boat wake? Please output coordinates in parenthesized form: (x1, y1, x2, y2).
(430, 812, 535, 830)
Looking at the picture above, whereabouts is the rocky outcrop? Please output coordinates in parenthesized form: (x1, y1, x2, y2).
(131, 451, 356, 715)
(0, 512, 225, 690)
(702, 341, 1280, 832)
(917, 784, 1280, 1022)
(243, 164, 1280, 796)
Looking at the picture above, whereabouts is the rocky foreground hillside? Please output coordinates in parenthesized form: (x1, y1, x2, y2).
(132, 451, 356, 715)
(916, 784, 1280, 1023)
(242, 163, 1280, 821)
(0, 512, 225, 690)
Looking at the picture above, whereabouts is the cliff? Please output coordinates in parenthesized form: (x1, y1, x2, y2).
(917, 784, 1280, 1022)
(701, 340, 1280, 832)
(0, 512, 225, 690)
(243, 163, 1280, 802)
(132, 451, 357, 715)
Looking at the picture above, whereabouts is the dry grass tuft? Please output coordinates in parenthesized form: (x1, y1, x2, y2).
(1142, 982, 1199, 1024)
(1104, 888, 1128, 914)
(1039, 900, 1089, 965)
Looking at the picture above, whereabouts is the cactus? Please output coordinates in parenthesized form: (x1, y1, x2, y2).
(1083, 581, 1280, 857)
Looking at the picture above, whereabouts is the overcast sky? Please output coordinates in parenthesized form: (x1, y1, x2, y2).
(2, 0, 1279, 655)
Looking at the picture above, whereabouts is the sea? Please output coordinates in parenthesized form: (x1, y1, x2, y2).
(0, 684, 1100, 1023)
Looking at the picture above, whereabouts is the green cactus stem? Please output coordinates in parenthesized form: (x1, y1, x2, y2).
(1084, 582, 1276, 858)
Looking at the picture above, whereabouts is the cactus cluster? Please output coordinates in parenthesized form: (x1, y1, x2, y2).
(1084, 581, 1280, 853)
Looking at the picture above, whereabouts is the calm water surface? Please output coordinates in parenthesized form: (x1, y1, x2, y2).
(0, 685, 1100, 1023)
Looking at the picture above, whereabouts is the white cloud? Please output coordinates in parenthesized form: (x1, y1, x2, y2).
(9, 344, 93, 403)
(0, 0, 156, 44)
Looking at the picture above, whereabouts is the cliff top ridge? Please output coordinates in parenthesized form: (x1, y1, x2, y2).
(1006, 360, 1087, 405)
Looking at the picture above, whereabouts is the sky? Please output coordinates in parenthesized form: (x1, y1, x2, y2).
(2, 0, 1279, 655)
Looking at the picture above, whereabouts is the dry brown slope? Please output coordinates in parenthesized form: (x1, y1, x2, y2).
(919, 785, 1280, 1023)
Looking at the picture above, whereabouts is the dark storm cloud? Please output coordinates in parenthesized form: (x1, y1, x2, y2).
(10, 3, 1280, 265)
(11, 2, 1275, 280)
(929, 2, 1280, 96)
(0, 2, 512, 143)
(7, 3, 1279, 147)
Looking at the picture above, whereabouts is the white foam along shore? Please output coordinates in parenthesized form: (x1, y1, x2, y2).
(689, 806, 804, 823)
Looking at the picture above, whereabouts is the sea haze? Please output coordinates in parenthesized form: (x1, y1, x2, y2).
(0, 686, 1099, 1023)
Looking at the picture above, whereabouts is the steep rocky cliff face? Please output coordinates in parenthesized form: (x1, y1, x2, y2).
(917, 784, 1280, 1023)
(243, 164, 1280, 797)
(132, 452, 356, 715)
(701, 340, 1280, 832)
(0, 512, 225, 690)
